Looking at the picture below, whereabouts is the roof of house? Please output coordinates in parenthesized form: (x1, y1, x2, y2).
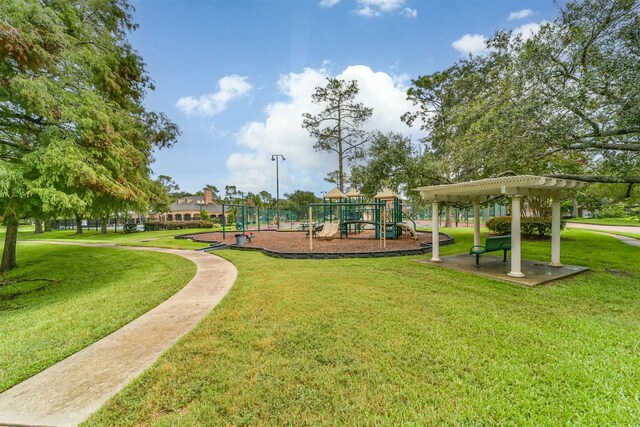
(170, 196, 223, 213)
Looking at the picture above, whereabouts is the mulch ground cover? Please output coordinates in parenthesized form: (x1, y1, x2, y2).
(189, 228, 449, 254)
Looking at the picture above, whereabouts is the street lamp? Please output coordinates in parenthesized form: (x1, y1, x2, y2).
(271, 154, 285, 229)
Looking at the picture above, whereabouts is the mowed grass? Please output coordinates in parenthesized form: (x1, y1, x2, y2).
(17, 227, 212, 244)
(86, 229, 640, 425)
(0, 243, 196, 392)
(11, 227, 213, 250)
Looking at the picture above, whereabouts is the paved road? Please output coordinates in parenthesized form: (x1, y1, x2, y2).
(0, 243, 237, 427)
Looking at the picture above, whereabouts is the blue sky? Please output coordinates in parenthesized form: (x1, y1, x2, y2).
(129, 0, 562, 197)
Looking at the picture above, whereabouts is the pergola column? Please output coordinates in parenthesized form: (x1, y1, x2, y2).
(508, 196, 524, 277)
(473, 201, 481, 247)
(431, 201, 441, 262)
(549, 197, 563, 267)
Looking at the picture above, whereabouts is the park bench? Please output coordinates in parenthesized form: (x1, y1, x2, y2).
(469, 235, 511, 267)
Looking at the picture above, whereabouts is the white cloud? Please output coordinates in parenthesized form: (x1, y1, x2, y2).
(226, 65, 423, 193)
(208, 123, 229, 139)
(319, 0, 340, 7)
(401, 7, 417, 18)
(508, 9, 533, 21)
(451, 34, 489, 55)
(513, 21, 544, 41)
(356, 6, 380, 17)
(176, 75, 252, 117)
(355, 0, 415, 17)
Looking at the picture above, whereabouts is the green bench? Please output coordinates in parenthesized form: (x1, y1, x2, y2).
(469, 235, 511, 267)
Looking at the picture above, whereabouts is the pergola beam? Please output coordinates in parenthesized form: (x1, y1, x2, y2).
(418, 194, 491, 203)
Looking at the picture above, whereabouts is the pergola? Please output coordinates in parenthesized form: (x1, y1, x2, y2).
(415, 175, 586, 278)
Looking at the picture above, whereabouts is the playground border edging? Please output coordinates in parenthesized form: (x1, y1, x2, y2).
(228, 232, 455, 260)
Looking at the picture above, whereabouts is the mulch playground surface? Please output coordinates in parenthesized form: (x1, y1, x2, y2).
(189, 228, 450, 254)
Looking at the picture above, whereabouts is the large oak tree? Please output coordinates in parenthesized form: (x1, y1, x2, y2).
(399, 0, 638, 201)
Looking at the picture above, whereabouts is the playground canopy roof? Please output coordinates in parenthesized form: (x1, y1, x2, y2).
(325, 187, 347, 199)
(346, 188, 361, 198)
(414, 175, 586, 202)
(375, 188, 398, 201)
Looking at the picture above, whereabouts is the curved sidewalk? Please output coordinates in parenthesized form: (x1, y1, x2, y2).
(0, 243, 237, 427)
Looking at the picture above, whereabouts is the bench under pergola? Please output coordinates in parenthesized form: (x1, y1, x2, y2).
(415, 175, 586, 278)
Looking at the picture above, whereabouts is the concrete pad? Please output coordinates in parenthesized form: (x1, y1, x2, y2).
(414, 253, 588, 286)
(0, 243, 237, 427)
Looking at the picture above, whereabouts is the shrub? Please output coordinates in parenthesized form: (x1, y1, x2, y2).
(599, 203, 626, 218)
(485, 216, 565, 237)
(143, 220, 214, 231)
(485, 217, 511, 235)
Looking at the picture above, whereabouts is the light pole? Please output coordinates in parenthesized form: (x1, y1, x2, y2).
(271, 154, 285, 229)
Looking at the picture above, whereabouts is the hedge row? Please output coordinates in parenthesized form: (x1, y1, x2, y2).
(485, 216, 565, 237)
(143, 220, 214, 231)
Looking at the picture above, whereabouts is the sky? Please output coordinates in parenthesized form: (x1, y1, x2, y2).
(129, 0, 563, 198)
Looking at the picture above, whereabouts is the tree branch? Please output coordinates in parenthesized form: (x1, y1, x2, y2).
(566, 141, 640, 152)
(544, 173, 640, 184)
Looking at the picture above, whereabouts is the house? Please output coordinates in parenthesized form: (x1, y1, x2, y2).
(152, 188, 223, 221)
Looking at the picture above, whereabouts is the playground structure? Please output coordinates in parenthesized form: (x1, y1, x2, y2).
(308, 187, 418, 250)
(217, 188, 418, 247)
(220, 204, 297, 239)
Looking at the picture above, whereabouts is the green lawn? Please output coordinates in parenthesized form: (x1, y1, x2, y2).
(11, 227, 213, 250)
(86, 229, 640, 425)
(0, 243, 196, 392)
(567, 217, 640, 226)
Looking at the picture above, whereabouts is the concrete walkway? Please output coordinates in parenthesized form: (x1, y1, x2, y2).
(596, 232, 640, 247)
(0, 242, 237, 427)
(567, 223, 640, 247)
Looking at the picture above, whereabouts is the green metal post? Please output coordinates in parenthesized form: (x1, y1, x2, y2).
(222, 204, 226, 239)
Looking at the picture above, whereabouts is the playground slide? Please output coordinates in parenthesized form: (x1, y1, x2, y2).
(396, 222, 419, 240)
(317, 221, 334, 238)
(318, 221, 340, 238)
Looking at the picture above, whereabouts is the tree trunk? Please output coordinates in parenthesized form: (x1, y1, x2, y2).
(34, 218, 43, 234)
(75, 216, 83, 235)
(101, 215, 108, 234)
(1, 213, 19, 273)
(44, 220, 52, 232)
(444, 206, 452, 227)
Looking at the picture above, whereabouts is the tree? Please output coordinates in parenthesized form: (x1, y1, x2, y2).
(258, 191, 273, 207)
(350, 132, 419, 198)
(282, 190, 321, 218)
(148, 176, 175, 219)
(302, 78, 373, 192)
(0, 0, 179, 272)
(402, 0, 639, 209)
(205, 185, 221, 201)
(224, 185, 237, 202)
